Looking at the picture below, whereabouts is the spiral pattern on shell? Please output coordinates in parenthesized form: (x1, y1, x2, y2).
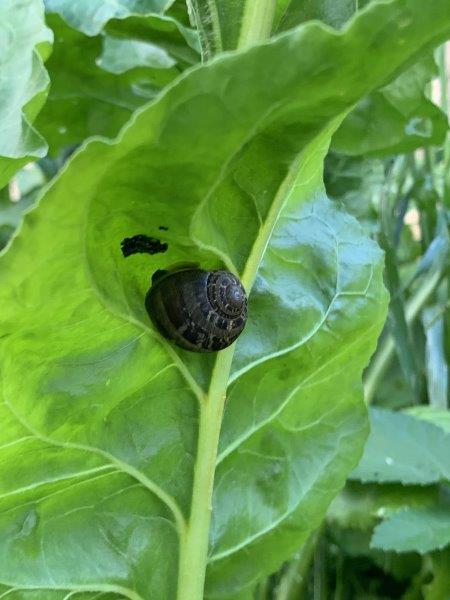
(145, 268, 248, 352)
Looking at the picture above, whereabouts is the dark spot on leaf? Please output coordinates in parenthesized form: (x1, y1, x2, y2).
(158, 225, 169, 231)
(121, 234, 168, 257)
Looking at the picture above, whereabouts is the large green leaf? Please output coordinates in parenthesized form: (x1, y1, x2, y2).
(3, 0, 450, 597)
(352, 408, 450, 485)
(0, 0, 52, 188)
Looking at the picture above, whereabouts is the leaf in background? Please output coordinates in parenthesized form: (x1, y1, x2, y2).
(352, 408, 450, 485)
(333, 56, 448, 156)
(44, 0, 174, 35)
(36, 13, 194, 155)
(371, 504, 450, 553)
(38, 2, 198, 155)
(0, 0, 52, 189)
(2, 0, 450, 597)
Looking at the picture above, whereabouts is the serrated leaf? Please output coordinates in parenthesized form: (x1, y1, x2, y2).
(352, 408, 450, 485)
(2, 0, 450, 597)
(371, 505, 450, 553)
(0, 0, 52, 188)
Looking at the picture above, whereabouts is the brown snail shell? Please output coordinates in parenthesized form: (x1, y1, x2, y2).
(145, 268, 248, 352)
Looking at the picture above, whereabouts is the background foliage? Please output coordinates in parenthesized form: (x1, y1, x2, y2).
(0, 1, 449, 599)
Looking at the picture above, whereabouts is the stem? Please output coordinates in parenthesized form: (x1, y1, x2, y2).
(238, 0, 276, 50)
(364, 269, 442, 403)
(176, 350, 234, 600)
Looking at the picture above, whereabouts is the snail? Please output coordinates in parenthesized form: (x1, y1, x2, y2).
(146, 268, 247, 352)
(120, 235, 248, 352)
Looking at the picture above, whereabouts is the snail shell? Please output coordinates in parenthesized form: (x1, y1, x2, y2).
(145, 268, 248, 352)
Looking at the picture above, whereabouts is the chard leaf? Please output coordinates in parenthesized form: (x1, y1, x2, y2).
(0, 0, 52, 188)
(2, 0, 450, 597)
